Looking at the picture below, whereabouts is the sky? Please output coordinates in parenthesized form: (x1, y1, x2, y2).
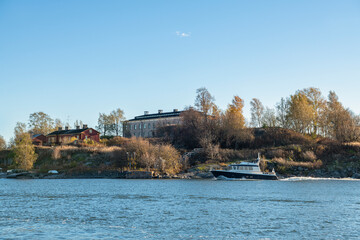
(0, 0, 360, 142)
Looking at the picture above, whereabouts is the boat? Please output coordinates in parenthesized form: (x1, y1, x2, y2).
(211, 154, 278, 180)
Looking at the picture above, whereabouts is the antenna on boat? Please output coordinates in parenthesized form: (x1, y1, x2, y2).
(257, 152, 261, 164)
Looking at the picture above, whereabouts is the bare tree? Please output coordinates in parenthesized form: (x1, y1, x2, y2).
(96, 113, 114, 136)
(276, 97, 289, 128)
(111, 108, 125, 136)
(262, 107, 277, 127)
(250, 98, 264, 127)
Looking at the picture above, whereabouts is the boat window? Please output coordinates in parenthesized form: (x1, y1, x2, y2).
(249, 167, 253, 170)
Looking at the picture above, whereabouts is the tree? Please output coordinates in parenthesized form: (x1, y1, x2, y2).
(14, 122, 27, 141)
(195, 87, 215, 117)
(194, 88, 219, 148)
(262, 107, 277, 127)
(178, 108, 203, 149)
(0, 135, 6, 150)
(74, 120, 83, 129)
(250, 98, 264, 127)
(28, 112, 54, 135)
(111, 108, 125, 136)
(12, 125, 37, 170)
(225, 95, 245, 130)
(96, 113, 115, 136)
(276, 97, 289, 128)
(326, 91, 359, 142)
(287, 92, 313, 134)
(299, 87, 326, 135)
(221, 96, 246, 148)
(54, 118, 63, 129)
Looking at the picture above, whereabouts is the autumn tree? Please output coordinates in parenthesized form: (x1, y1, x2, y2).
(195, 87, 216, 118)
(250, 98, 264, 127)
(221, 96, 247, 148)
(28, 112, 54, 135)
(0, 135, 6, 150)
(299, 87, 326, 135)
(12, 124, 37, 170)
(287, 92, 313, 134)
(326, 91, 359, 142)
(224, 96, 245, 130)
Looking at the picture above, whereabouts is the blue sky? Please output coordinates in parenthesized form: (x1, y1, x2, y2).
(1, 0, 360, 142)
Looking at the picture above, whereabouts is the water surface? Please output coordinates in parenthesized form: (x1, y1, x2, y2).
(1, 178, 360, 239)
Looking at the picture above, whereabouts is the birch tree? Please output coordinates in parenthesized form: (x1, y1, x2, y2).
(250, 98, 264, 127)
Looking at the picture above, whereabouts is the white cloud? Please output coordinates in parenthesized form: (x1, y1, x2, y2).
(176, 31, 191, 37)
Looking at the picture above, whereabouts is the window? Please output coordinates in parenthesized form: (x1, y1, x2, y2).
(134, 124, 137, 130)
(85, 136, 88, 140)
(89, 129, 92, 133)
(144, 123, 146, 129)
(148, 123, 151, 129)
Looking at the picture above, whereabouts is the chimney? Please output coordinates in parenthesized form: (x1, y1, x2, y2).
(83, 124, 88, 129)
(76, 126, 80, 130)
(158, 109, 163, 114)
(58, 127, 62, 131)
(65, 126, 69, 130)
(144, 111, 149, 115)
(173, 109, 178, 112)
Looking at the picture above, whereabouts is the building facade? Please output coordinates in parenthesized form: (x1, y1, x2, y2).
(32, 134, 47, 146)
(124, 109, 183, 138)
(46, 125, 100, 144)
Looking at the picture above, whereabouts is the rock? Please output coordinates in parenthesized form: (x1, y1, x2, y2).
(332, 171, 341, 178)
(352, 173, 360, 179)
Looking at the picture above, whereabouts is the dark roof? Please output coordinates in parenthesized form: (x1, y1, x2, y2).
(47, 128, 96, 136)
(32, 134, 44, 139)
(127, 110, 183, 122)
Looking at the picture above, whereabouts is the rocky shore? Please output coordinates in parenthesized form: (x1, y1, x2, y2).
(1, 167, 360, 180)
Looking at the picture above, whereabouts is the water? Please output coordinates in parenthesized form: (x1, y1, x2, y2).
(1, 178, 360, 239)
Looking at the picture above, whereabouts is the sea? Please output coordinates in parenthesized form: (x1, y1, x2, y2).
(1, 178, 360, 239)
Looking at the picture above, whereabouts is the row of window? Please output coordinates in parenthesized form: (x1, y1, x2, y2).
(48, 135, 80, 143)
(232, 166, 254, 171)
(130, 123, 155, 130)
(128, 120, 181, 130)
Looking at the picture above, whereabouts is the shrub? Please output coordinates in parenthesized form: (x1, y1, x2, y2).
(301, 151, 317, 162)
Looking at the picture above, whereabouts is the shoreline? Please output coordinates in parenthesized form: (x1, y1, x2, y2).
(2, 171, 360, 180)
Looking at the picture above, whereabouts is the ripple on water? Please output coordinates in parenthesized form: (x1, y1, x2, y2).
(1, 179, 360, 239)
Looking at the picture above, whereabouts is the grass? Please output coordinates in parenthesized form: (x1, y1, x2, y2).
(271, 157, 323, 169)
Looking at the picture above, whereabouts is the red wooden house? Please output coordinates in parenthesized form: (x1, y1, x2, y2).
(32, 134, 47, 146)
(46, 125, 100, 145)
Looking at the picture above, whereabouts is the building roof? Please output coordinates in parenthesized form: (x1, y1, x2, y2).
(32, 134, 44, 139)
(47, 128, 98, 136)
(127, 110, 183, 122)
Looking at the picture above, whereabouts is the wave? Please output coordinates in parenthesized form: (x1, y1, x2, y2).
(280, 177, 360, 181)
